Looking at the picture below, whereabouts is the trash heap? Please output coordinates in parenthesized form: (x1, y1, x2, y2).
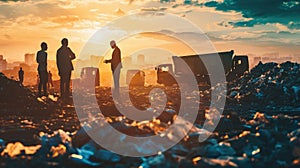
(228, 61, 300, 109)
(0, 73, 57, 115)
(0, 111, 299, 168)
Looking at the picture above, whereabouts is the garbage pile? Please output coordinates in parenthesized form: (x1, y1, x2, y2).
(0, 73, 57, 115)
(0, 111, 299, 168)
(228, 61, 300, 108)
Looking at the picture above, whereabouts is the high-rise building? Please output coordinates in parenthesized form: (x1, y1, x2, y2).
(25, 53, 35, 65)
(0, 55, 7, 71)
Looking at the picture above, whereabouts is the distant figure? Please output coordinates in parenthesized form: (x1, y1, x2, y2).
(18, 67, 24, 85)
(104, 40, 122, 96)
(56, 38, 76, 97)
(48, 71, 53, 89)
(36, 42, 48, 96)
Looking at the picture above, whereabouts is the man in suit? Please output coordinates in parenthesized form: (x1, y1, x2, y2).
(104, 40, 122, 96)
(56, 38, 76, 98)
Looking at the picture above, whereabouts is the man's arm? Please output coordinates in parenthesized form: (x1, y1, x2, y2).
(68, 47, 76, 60)
(105, 59, 112, 63)
(56, 50, 61, 75)
(44, 53, 47, 65)
(105, 48, 119, 64)
(36, 51, 40, 64)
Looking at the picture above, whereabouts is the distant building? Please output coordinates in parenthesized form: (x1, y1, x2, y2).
(137, 54, 145, 65)
(0, 55, 7, 71)
(80, 67, 100, 87)
(25, 53, 35, 65)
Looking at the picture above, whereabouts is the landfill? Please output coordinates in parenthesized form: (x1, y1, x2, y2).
(0, 61, 299, 168)
(228, 61, 300, 112)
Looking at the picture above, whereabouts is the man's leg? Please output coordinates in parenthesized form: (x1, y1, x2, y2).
(60, 75, 65, 97)
(38, 72, 42, 95)
(113, 68, 120, 95)
(65, 71, 71, 95)
(42, 71, 48, 95)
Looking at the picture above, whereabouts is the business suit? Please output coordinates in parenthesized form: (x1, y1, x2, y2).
(106, 45, 122, 95)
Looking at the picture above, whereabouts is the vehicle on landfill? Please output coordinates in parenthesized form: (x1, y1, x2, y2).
(126, 69, 145, 87)
(155, 50, 249, 88)
(80, 67, 100, 87)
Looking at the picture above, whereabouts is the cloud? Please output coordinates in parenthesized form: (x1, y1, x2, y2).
(140, 7, 167, 12)
(3, 34, 11, 39)
(155, 0, 300, 30)
(219, 31, 262, 41)
(51, 15, 80, 24)
(0, 0, 129, 30)
(204, 0, 300, 29)
(207, 27, 300, 47)
(0, 0, 28, 2)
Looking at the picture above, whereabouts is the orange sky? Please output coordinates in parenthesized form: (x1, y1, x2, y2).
(1, 0, 300, 64)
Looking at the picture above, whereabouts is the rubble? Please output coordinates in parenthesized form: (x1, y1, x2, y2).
(0, 63, 299, 167)
(1, 142, 41, 157)
(0, 72, 58, 115)
(0, 109, 298, 168)
(228, 61, 300, 110)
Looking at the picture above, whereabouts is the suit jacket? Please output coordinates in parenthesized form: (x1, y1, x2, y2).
(56, 46, 76, 75)
(111, 46, 122, 72)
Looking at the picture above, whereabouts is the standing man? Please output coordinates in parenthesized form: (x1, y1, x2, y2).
(56, 38, 76, 98)
(48, 71, 53, 89)
(18, 67, 24, 85)
(104, 40, 122, 96)
(36, 42, 48, 96)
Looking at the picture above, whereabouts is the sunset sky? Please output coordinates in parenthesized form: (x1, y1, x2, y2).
(1, 0, 300, 63)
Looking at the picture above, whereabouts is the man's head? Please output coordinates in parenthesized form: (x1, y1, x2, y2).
(110, 40, 116, 49)
(20, 67, 22, 70)
(41, 42, 48, 51)
(61, 38, 68, 47)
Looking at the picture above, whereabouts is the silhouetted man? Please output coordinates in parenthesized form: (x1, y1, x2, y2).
(56, 38, 76, 97)
(18, 67, 24, 85)
(36, 42, 48, 96)
(48, 71, 53, 89)
(104, 40, 122, 96)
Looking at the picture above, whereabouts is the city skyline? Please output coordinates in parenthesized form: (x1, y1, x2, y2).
(0, 0, 299, 63)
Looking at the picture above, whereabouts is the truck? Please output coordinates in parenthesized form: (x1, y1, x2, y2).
(156, 50, 249, 87)
(80, 67, 100, 87)
(126, 69, 145, 87)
